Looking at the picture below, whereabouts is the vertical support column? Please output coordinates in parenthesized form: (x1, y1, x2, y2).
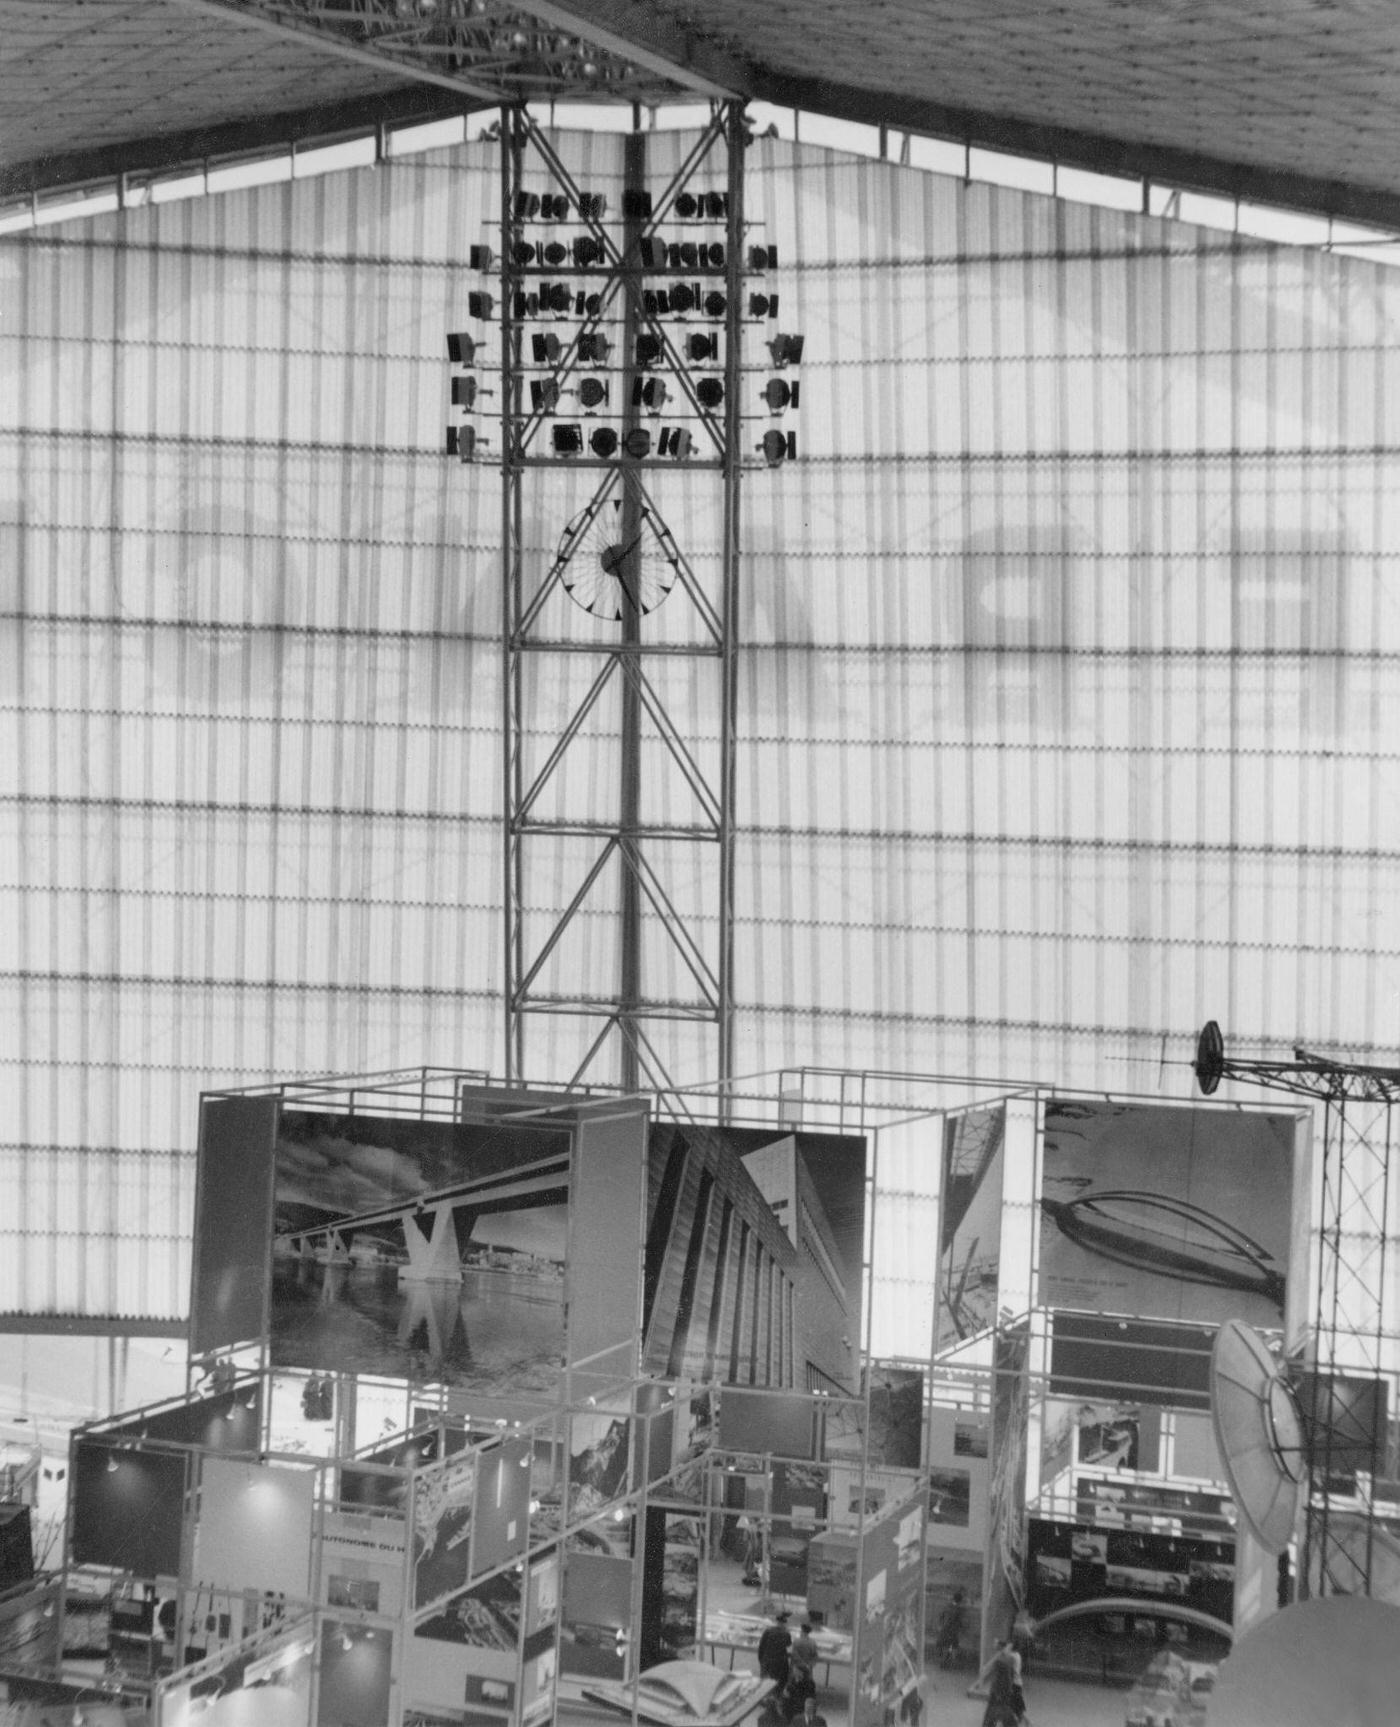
(717, 101, 746, 1112)
(617, 128, 648, 1095)
(501, 104, 526, 1084)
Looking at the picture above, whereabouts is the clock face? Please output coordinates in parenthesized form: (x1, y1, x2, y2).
(558, 497, 678, 619)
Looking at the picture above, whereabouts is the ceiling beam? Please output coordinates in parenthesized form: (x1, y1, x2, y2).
(170, 0, 522, 102)
(511, 0, 743, 98)
(755, 71, 1400, 234)
(0, 84, 474, 200)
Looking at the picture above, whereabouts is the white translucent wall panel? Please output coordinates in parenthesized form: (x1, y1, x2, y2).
(6, 131, 1400, 1319)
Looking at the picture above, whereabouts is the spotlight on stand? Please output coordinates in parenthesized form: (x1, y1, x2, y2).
(759, 429, 797, 467)
(767, 333, 804, 368)
(762, 378, 797, 412)
(589, 426, 619, 457)
(446, 332, 476, 363)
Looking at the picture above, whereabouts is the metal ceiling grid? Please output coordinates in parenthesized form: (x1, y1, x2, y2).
(0, 0, 412, 165)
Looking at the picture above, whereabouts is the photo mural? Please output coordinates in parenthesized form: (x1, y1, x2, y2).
(642, 1125, 867, 1393)
(268, 1110, 572, 1389)
(1038, 1100, 1298, 1332)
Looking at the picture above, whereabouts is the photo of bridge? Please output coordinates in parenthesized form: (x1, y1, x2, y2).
(269, 1110, 573, 1389)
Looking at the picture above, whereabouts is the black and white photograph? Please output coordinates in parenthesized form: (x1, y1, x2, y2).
(269, 1110, 571, 1389)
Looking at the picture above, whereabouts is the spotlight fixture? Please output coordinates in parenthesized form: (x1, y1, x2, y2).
(760, 429, 797, 466)
(577, 192, 607, 220)
(530, 379, 562, 412)
(748, 293, 778, 319)
(767, 332, 805, 367)
(705, 242, 725, 268)
(705, 191, 728, 219)
(589, 426, 619, 457)
(531, 333, 563, 364)
(669, 283, 697, 314)
(541, 193, 570, 220)
(696, 378, 724, 409)
(578, 377, 608, 410)
(635, 334, 662, 368)
(622, 429, 651, 458)
(467, 291, 493, 319)
(446, 425, 476, 461)
(542, 241, 568, 267)
(572, 236, 603, 267)
(578, 332, 610, 364)
(511, 240, 536, 267)
(675, 192, 699, 219)
(513, 191, 540, 220)
(658, 427, 692, 458)
(543, 283, 571, 314)
(451, 376, 478, 409)
(635, 377, 668, 413)
(622, 189, 652, 219)
(468, 245, 494, 270)
(677, 241, 699, 270)
(551, 423, 583, 455)
(703, 291, 726, 318)
(748, 244, 778, 270)
(446, 332, 475, 363)
(687, 333, 718, 363)
(762, 378, 797, 412)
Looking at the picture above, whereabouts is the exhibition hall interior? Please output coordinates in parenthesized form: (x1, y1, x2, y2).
(6, 3, 1400, 1725)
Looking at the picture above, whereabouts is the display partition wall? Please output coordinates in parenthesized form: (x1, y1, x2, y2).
(0, 1065, 1331, 1722)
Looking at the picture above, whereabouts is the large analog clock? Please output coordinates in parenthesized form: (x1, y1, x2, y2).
(558, 497, 677, 619)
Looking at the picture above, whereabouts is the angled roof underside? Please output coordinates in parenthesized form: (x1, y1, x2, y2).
(3, 0, 1400, 229)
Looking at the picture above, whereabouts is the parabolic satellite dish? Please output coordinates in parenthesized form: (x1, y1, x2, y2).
(1194, 1019, 1226, 1094)
(1209, 1318, 1305, 1553)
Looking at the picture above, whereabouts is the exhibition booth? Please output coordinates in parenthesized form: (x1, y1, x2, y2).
(0, 1069, 1322, 1725)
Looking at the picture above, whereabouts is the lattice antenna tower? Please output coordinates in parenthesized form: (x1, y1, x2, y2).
(446, 104, 803, 1096)
(1194, 1020, 1397, 1597)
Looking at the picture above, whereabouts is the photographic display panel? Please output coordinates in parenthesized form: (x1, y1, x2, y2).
(270, 1111, 572, 1390)
(937, 1105, 1007, 1354)
(191, 1094, 279, 1356)
(643, 1125, 866, 1392)
(1038, 1100, 1297, 1331)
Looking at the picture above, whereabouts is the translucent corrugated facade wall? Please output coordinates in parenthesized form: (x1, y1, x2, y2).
(4, 130, 1400, 1321)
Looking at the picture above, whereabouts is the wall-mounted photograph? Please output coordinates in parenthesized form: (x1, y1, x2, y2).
(269, 1110, 571, 1389)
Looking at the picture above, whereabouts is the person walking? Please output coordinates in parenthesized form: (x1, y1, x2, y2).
(757, 1609, 793, 1692)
